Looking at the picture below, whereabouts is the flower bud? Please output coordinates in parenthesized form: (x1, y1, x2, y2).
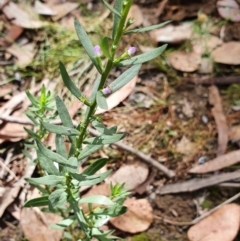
(93, 45, 101, 57)
(127, 46, 136, 56)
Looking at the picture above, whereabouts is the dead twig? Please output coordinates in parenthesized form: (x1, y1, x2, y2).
(184, 76, 240, 85)
(0, 115, 175, 178)
(157, 170, 240, 194)
(154, 192, 240, 226)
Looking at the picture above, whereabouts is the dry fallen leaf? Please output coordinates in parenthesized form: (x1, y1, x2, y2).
(189, 150, 240, 173)
(188, 204, 240, 241)
(107, 162, 149, 190)
(3, 2, 47, 29)
(110, 198, 153, 233)
(150, 22, 192, 44)
(96, 75, 138, 114)
(51, 2, 79, 21)
(128, 5, 143, 29)
(34, 0, 56, 16)
(212, 41, 240, 65)
(21, 208, 63, 241)
(209, 85, 228, 156)
(0, 186, 21, 218)
(7, 43, 36, 68)
(168, 50, 201, 72)
(217, 0, 240, 22)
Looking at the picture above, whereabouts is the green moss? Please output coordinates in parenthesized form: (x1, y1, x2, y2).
(132, 233, 162, 241)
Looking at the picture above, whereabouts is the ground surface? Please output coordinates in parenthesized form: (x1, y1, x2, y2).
(1, 0, 240, 240)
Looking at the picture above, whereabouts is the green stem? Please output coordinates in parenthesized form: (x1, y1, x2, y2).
(75, 0, 133, 152)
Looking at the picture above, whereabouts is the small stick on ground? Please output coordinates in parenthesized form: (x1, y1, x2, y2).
(0, 115, 175, 178)
(154, 192, 240, 226)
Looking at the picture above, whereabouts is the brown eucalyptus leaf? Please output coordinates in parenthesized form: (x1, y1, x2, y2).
(168, 51, 201, 72)
(110, 198, 153, 233)
(189, 150, 240, 173)
(212, 41, 240, 65)
(107, 162, 149, 191)
(217, 0, 240, 22)
(3, 2, 47, 29)
(188, 204, 240, 241)
(21, 208, 63, 241)
(209, 85, 228, 156)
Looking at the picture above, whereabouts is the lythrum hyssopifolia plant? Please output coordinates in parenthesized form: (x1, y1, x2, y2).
(24, 1, 167, 240)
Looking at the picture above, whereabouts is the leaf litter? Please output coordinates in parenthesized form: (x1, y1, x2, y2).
(1, 0, 240, 241)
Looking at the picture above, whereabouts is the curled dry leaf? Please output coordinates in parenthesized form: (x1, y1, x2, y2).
(212, 41, 240, 65)
(21, 208, 63, 241)
(3, 2, 47, 29)
(168, 50, 201, 72)
(189, 150, 240, 173)
(217, 0, 240, 22)
(188, 204, 240, 241)
(107, 162, 149, 191)
(96, 75, 138, 114)
(209, 85, 228, 156)
(110, 198, 153, 233)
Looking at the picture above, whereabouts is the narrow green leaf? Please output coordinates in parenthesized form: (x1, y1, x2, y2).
(92, 120, 112, 135)
(112, 0, 123, 39)
(100, 37, 111, 58)
(24, 196, 49, 207)
(59, 62, 85, 100)
(36, 141, 77, 171)
(49, 188, 67, 208)
(69, 197, 89, 236)
(116, 44, 168, 66)
(25, 112, 39, 125)
(41, 122, 80, 136)
(72, 170, 111, 186)
(26, 175, 64, 186)
(74, 18, 102, 73)
(83, 158, 108, 175)
(102, 0, 121, 17)
(93, 205, 127, 217)
(96, 91, 108, 110)
(37, 150, 60, 175)
(26, 90, 39, 107)
(124, 21, 171, 34)
(56, 96, 74, 128)
(84, 133, 126, 145)
(79, 195, 114, 205)
(67, 157, 78, 173)
(55, 134, 68, 159)
(109, 64, 141, 92)
(78, 144, 102, 160)
(51, 218, 74, 229)
(108, 126, 117, 134)
(24, 127, 38, 139)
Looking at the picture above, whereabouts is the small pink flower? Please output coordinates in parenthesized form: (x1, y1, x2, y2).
(127, 46, 136, 56)
(94, 45, 101, 56)
(102, 87, 111, 95)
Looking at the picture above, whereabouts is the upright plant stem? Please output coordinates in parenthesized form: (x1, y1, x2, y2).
(76, 0, 133, 151)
